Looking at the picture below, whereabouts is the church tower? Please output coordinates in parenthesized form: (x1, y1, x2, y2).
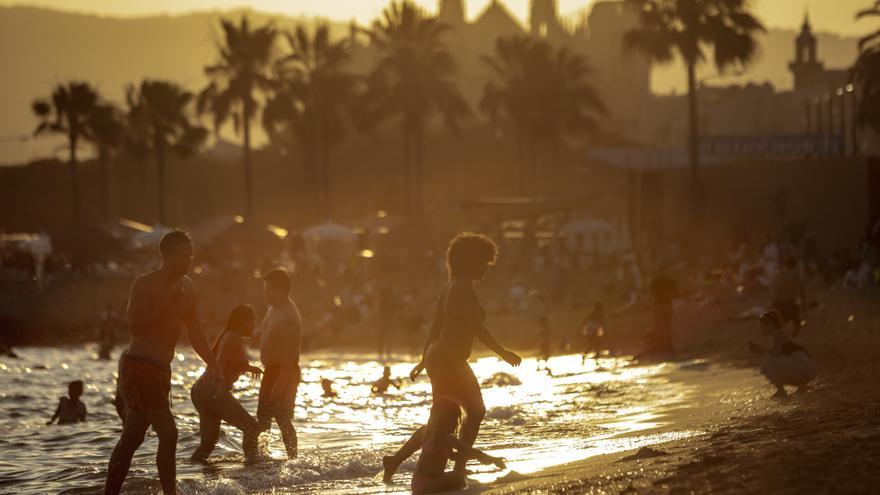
(788, 13, 825, 92)
(438, 0, 465, 24)
(530, 0, 559, 39)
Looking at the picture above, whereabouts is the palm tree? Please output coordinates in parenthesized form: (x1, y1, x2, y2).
(854, 1, 880, 132)
(264, 24, 360, 221)
(86, 103, 124, 222)
(199, 16, 277, 221)
(481, 36, 605, 197)
(625, 0, 764, 234)
(126, 80, 207, 225)
(366, 0, 470, 218)
(32, 82, 100, 224)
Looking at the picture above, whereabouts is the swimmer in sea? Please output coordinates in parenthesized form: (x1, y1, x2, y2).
(372, 366, 402, 394)
(47, 380, 86, 425)
(383, 233, 521, 482)
(190, 304, 263, 463)
(321, 378, 338, 398)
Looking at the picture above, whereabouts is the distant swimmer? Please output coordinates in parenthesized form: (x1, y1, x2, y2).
(770, 256, 808, 338)
(321, 378, 338, 398)
(410, 398, 506, 494)
(372, 366, 402, 394)
(255, 269, 303, 459)
(47, 380, 86, 425)
(384, 234, 521, 482)
(749, 310, 816, 398)
(190, 305, 263, 463)
(581, 302, 605, 361)
(104, 230, 222, 495)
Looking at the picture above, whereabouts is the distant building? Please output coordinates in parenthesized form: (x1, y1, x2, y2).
(789, 14, 849, 95)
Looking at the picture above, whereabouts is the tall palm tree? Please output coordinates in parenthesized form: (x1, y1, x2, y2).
(32, 82, 100, 224)
(199, 16, 277, 221)
(86, 103, 124, 222)
(625, 0, 764, 234)
(264, 24, 359, 221)
(366, 0, 470, 218)
(481, 36, 605, 197)
(854, 1, 880, 132)
(127, 80, 207, 225)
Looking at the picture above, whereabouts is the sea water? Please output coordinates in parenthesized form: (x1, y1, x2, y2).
(0, 348, 700, 494)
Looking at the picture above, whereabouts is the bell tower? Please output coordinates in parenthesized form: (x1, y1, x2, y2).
(788, 13, 825, 92)
(530, 0, 558, 38)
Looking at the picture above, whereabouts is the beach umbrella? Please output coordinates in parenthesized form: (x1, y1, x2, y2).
(303, 222, 356, 243)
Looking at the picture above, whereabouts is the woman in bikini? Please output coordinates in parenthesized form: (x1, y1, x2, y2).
(190, 304, 263, 462)
(383, 233, 521, 481)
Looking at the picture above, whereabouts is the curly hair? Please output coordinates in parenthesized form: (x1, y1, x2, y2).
(445, 232, 498, 280)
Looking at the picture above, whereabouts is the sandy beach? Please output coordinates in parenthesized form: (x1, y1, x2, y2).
(482, 287, 880, 495)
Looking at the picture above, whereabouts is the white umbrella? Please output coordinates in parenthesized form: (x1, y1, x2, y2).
(303, 222, 356, 243)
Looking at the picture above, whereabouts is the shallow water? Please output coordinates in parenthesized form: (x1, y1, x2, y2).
(0, 347, 704, 494)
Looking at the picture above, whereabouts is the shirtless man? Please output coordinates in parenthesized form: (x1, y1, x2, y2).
(771, 256, 808, 337)
(104, 230, 221, 495)
(255, 268, 302, 458)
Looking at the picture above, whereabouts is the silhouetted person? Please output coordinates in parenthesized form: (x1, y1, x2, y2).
(649, 268, 677, 355)
(771, 256, 808, 338)
(190, 305, 263, 463)
(372, 366, 402, 394)
(104, 230, 221, 495)
(255, 269, 302, 459)
(535, 314, 551, 372)
(98, 305, 118, 360)
(321, 378, 338, 398)
(47, 380, 86, 425)
(582, 302, 605, 361)
(384, 233, 521, 482)
(410, 399, 505, 494)
(749, 310, 816, 398)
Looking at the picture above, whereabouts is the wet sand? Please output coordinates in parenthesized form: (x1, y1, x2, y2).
(485, 288, 880, 494)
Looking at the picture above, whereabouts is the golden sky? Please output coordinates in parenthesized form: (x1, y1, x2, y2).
(0, 0, 872, 36)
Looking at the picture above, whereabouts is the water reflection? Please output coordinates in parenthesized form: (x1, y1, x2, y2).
(1, 349, 701, 494)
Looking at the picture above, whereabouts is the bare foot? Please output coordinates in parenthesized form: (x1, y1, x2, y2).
(772, 387, 788, 399)
(382, 455, 398, 483)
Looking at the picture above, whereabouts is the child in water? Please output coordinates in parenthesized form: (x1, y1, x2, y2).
(372, 366, 402, 394)
(749, 310, 817, 398)
(411, 398, 506, 494)
(47, 380, 87, 425)
(321, 378, 338, 398)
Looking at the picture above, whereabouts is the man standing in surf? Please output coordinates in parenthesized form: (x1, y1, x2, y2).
(255, 268, 302, 458)
(104, 230, 221, 495)
(383, 233, 522, 481)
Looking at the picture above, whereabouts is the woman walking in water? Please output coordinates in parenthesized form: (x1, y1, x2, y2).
(383, 233, 521, 482)
(190, 305, 263, 462)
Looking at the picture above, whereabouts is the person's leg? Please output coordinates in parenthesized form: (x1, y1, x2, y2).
(272, 402, 297, 458)
(214, 391, 261, 459)
(256, 366, 278, 432)
(454, 364, 486, 473)
(190, 412, 221, 462)
(145, 408, 178, 494)
(104, 408, 149, 495)
(383, 424, 426, 482)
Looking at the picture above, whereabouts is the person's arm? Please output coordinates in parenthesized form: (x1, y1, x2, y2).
(447, 435, 506, 469)
(410, 290, 445, 380)
(460, 286, 521, 366)
(181, 284, 221, 377)
(79, 404, 87, 422)
(46, 400, 61, 425)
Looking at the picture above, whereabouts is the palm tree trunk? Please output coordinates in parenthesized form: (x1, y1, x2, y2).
(243, 107, 254, 220)
(320, 132, 332, 221)
(99, 148, 112, 222)
(69, 133, 81, 225)
(686, 59, 705, 239)
(155, 137, 167, 226)
(515, 121, 526, 196)
(527, 133, 538, 201)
